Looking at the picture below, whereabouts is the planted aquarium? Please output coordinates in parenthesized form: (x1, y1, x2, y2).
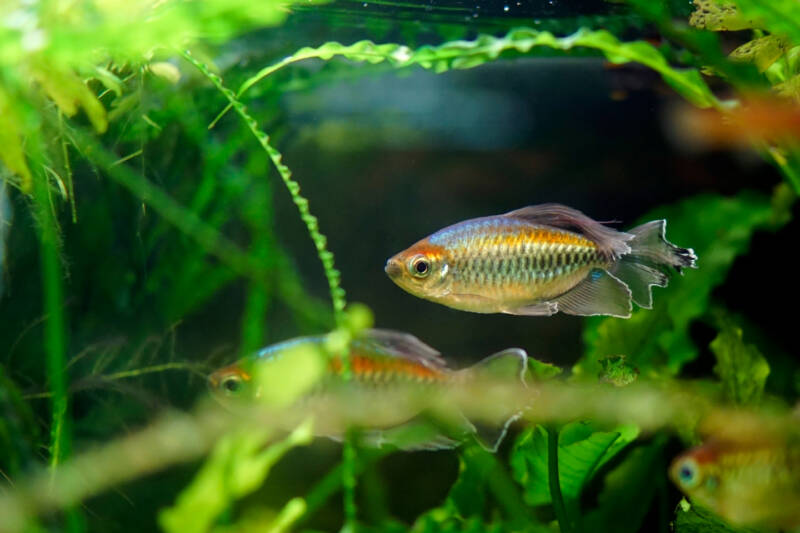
(2, 0, 800, 532)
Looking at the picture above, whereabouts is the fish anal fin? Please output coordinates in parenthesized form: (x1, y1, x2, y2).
(471, 416, 521, 453)
(460, 348, 529, 452)
(555, 269, 632, 318)
(502, 203, 632, 259)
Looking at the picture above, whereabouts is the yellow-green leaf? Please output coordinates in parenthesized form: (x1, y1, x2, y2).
(690, 0, 762, 31)
(729, 35, 789, 72)
(0, 89, 33, 193)
(30, 62, 108, 133)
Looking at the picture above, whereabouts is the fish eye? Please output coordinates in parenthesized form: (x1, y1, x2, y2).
(221, 375, 243, 394)
(409, 255, 431, 278)
(676, 458, 701, 489)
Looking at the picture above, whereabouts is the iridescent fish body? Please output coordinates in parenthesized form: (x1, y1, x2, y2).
(208, 329, 528, 451)
(209, 330, 455, 394)
(385, 204, 697, 318)
(671, 438, 800, 529)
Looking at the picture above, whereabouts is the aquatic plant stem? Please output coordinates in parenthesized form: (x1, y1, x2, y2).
(181, 50, 347, 328)
(30, 134, 85, 533)
(342, 431, 358, 531)
(548, 426, 572, 533)
(181, 50, 359, 528)
(30, 137, 70, 474)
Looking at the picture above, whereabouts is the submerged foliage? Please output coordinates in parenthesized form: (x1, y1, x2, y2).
(1, 0, 800, 532)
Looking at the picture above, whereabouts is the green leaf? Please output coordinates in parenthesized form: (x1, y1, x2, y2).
(689, 0, 762, 31)
(710, 318, 770, 405)
(527, 357, 564, 382)
(583, 439, 666, 533)
(598, 355, 639, 387)
(30, 62, 108, 133)
(728, 35, 789, 72)
(410, 445, 536, 532)
(511, 422, 639, 507)
(158, 419, 313, 533)
(0, 89, 33, 192)
(233, 27, 718, 111)
(729, 0, 800, 46)
(575, 191, 791, 378)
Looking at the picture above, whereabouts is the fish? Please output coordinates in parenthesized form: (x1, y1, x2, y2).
(384, 203, 697, 318)
(670, 438, 800, 529)
(208, 328, 529, 451)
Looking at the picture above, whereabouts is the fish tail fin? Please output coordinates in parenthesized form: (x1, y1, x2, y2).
(611, 220, 697, 309)
(461, 348, 528, 452)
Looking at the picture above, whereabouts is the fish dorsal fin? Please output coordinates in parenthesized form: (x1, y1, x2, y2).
(357, 329, 448, 369)
(502, 203, 633, 259)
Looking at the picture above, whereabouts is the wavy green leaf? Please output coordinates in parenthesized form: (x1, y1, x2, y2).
(574, 190, 792, 378)
(214, 26, 718, 127)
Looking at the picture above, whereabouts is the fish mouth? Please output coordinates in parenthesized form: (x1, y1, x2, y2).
(384, 257, 402, 278)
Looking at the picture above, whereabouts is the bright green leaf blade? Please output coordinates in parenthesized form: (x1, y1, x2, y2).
(575, 190, 792, 378)
(730, 0, 800, 46)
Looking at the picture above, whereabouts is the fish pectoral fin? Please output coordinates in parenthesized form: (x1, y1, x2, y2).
(554, 269, 632, 318)
(449, 292, 504, 312)
(503, 301, 559, 316)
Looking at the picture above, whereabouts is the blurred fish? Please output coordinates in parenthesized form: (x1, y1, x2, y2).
(385, 204, 696, 318)
(670, 438, 800, 529)
(668, 98, 800, 151)
(209, 329, 529, 451)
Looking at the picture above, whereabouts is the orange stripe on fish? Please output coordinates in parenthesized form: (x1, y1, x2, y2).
(329, 354, 446, 382)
